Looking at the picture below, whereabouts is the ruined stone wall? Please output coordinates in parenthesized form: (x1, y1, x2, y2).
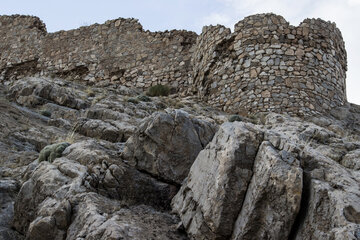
(0, 13, 348, 116)
(192, 14, 347, 116)
(0, 15, 197, 91)
(0, 15, 46, 80)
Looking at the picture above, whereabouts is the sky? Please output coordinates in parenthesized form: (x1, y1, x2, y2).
(2, 0, 360, 104)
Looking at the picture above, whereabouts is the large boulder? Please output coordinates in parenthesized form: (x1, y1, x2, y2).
(12, 159, 86, 235)
(0, 179, 23, 240)
(76, 118, 135, 143)
(66, 193, 187, 240)
(12, 139, 184, 239)
(232, 141, 303, 240)
(172, 122, 263, 239)
(62, 140, 178, 210)
(123, 109, 218, 184)
(292, 147, 360, 240)
(7, 77, 89, 110)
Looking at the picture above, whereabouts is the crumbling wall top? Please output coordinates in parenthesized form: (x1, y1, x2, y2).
(0, 14, 47, 33)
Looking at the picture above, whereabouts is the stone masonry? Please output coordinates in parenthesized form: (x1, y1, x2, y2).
(0, 15, 196, 91)
(191, 14, 347, 116)
(0, 13, 347, 116)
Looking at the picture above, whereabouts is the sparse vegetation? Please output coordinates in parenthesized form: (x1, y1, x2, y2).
(64, 125, 78, 144)
(228, 115, 243, 122)
(146, 84, 170, 97)
(137, 95, 152, 102)
(38, 142, 70, 163)
(40, 109, 51, 118)
(175, 102, 184, 109)
(53, 122, 81, 144)
(91, 94, 106, 106)
(127, 97, 139, 104)
(247, 114, 260, 124)
(311, 129, 331, 144)
(85, 87, 95, 97)
(156, 102, 167, 109)
(49, 72, 57, 79)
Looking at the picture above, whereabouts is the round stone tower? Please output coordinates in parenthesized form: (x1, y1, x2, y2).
(192, 13, 347, 116)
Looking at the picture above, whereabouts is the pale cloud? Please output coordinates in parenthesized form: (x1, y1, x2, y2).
(201, 13, 232, 27)
(348, 0, 360, 6)
(214, 0, 315, 24)
(200, 0, 360, 104)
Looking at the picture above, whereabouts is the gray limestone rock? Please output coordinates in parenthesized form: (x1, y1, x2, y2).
(62, 140, 178, 210)
(123, 109, 218, 184)
(293, 147, 360, 240)
(8, 77, 89, 110)
(12, 146, 187, 239)
(172, 122, 263, 239)
(232, 141, 303, 240)
(76, 118, 127, 142)
(172, 113, 360, 239)
(341, 149, 360, 170)
(2, 73, 360, 240)
(0, 180, 23, 240)
(66, 193, 187, 240)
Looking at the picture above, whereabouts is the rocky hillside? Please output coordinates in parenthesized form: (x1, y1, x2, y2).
(0, 77, 360, 240)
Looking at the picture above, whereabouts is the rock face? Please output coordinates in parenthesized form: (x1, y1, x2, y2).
(12, 141, 184, 239)
(1, 75, 360, 240)
(123, 110, 218, 184)
(0, 180, 22, 240)
(232, 141, 303, 240)
(0, 77, 223, 240)
(0, 11, 357, 240)
(172, 113, 360, 239)
(172, 122, 263, 239)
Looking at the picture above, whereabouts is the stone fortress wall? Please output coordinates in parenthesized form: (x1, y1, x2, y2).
(0, 15, 196, 91)
(0, 13, 347, 116)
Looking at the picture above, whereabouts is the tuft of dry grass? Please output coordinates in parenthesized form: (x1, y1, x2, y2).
(53, 122, 81, 144)
(85, 87, 95, 97)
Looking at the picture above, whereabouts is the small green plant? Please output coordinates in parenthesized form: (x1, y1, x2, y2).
(228, 115, 243, 122)
(40, 110, 52, 118)
(137, 95, 152, 102)
(127, 97, 139, 104)
(38, 142, 70, 163)
(146, 84, 170, 97)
